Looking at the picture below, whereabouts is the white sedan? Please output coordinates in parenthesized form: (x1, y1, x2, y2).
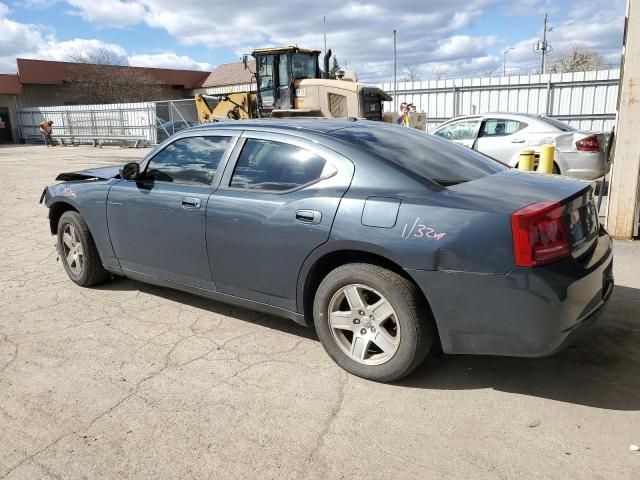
(429, 113, 609, 180)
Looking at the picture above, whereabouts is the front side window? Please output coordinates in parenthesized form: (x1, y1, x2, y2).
(480, 119, 527, 137)
(230, 139, 332, 191)
(145, 136, 233, 186)
(434, 119, 480, 141)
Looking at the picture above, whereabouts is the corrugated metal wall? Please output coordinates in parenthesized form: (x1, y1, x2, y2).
(378, 69, 620, 132)
(14, 85, 188, 109)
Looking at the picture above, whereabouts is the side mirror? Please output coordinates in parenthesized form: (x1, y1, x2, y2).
(242, 54, 248, 70)
(120, 162, 140, 180)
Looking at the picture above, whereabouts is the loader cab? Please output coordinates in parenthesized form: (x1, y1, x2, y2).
(251, 46, 321, 115)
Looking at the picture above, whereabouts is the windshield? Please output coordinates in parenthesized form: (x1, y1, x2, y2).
(292, 53, 317, 79)
(330, 124, 508, 186)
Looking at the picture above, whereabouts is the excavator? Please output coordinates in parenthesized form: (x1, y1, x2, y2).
(195, 46, 394, 123)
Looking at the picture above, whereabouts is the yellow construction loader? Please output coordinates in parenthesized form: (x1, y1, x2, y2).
(195, 46, 394, 123)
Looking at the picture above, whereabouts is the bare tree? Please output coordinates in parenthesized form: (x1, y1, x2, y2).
(547, 44, 605, 73)
(66, 48, 167, 104)
(429, 65, 448, 80)
(69, 47, 128, 67)
(400, 65, 420, 82)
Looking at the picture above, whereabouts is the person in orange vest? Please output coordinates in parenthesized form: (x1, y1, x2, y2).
(39, 120, 55, 147)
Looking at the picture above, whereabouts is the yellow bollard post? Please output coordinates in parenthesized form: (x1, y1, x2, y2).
(538, 144, 555, 174)
(518, 149, 535, 171)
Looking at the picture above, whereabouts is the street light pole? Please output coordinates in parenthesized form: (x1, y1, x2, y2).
(503, 47, 514, 76)
(323, 16, 327, 58)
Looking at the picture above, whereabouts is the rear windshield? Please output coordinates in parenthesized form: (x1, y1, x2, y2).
(535, 116, 576, 132)
(329, 124, 507, 186)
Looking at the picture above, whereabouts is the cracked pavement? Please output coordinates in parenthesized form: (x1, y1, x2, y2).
(1, 144, 639, 479)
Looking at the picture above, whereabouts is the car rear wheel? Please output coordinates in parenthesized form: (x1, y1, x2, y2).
(313, 263, 434, 382)
(57, 211, 109, 287)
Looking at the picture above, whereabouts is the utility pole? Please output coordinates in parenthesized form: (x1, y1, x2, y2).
(541, 13, 548, 74)
(534, 13, 553, 74)
(393, 29, 397, 113)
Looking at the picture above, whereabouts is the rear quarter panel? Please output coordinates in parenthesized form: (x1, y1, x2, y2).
(328, 189, 514, 274)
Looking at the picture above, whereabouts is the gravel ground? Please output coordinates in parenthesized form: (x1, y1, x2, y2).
(1, 144, 639, 479)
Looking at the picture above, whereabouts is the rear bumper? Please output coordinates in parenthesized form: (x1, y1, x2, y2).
(407, 233, 614, 357)
(551, 274, 613, 353)
(558, 151, 607, 180)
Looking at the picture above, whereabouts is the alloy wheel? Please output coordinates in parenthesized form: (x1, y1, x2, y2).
(61, 223, 84, 275)
(328, 284, 401, 365)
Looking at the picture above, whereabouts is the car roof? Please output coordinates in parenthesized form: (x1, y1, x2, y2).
(439, 113, 536, 121)
(430, 113, 569, 133)
(187, 118, 364, 135)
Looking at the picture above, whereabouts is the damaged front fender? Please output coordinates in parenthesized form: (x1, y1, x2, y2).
(55, 164, 124, 182)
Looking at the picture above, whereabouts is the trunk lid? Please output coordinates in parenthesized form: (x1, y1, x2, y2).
(447, 169, 599, 258)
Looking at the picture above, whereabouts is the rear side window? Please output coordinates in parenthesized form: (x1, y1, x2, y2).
(480, 119, 527, 137)
(230, 138, 333, 191)
(331, 125, 507, 186)
(145, 136, 232, 185)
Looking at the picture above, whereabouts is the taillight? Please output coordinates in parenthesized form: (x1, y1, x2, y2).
(511, 201, 571, 267)
(576, 136, 599, 152)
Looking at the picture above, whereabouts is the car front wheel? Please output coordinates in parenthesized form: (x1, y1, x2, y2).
(313, 263, 434, 382)
(57, 211, 109, 287)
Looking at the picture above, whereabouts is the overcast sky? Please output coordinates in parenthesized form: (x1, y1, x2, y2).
(1, 0, 626, 82)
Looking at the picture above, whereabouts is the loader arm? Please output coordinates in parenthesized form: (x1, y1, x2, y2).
(195, 93, 256, 123)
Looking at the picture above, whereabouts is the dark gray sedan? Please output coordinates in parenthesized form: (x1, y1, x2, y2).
(41, 119, 614, 382)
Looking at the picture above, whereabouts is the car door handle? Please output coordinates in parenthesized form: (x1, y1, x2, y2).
(511, 139, 526, 143)
(181, 197, 201, 209)
(295, 209, 321, 224)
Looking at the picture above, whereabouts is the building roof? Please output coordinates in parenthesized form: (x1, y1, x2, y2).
(0, 74, 21, 95)
(201, 60, 256, 88)
(15, 58, 210, 88)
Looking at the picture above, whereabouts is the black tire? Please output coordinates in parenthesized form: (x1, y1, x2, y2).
(57, 211, 110, 287)
(313, 263, 435, 382)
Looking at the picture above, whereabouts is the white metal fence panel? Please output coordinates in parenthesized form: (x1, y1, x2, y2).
(18, 102, 156, 144)
(377, 69, 620, 132)
(17, 99, 200, 145)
